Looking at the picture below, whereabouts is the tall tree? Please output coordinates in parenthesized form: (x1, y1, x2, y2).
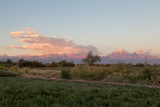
(82, 51, 101, 66)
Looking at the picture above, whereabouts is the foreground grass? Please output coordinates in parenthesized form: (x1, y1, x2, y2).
(0, 77, 160, 107)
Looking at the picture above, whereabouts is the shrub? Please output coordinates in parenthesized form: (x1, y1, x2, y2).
(142, 68, 152, 80)
(151, 76, 160, 86)
(135, 63, 145, 67)
(61, 69, 72, 79)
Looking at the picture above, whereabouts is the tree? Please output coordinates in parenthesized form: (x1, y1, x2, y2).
(51, 61, 58, 67)
(18, 59, 25, 67)
(32, 61, 43, 67)
(58, 60, 68, 67)
(58, 60, 75, 67)
(6, 59, 13, 67)
(82, 51, 101, 66)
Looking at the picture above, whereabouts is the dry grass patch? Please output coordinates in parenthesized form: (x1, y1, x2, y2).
(28, 69, 61, 78)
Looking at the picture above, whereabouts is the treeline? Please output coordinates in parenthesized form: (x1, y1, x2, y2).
(0, 59, 160, 68)
(0, 59, 75, 68)
(78, 63, 160, 67)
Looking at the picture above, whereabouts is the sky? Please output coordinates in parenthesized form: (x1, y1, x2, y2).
(0, 0, 160, 56)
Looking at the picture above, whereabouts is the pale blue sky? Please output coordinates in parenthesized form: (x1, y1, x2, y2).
(0, 0, 160, 56)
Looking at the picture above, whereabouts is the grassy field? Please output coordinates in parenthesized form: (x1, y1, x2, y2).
(0, 77, 160, 107)
(1, 64, 160, 85)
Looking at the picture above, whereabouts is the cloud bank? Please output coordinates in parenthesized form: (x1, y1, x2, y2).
(9, 28, 99, 55)
(136, 48, 152, 54)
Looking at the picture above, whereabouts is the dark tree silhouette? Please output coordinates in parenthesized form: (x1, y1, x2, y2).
(18, 59, 43, 67)
(58, 60, 75, 67)
(18, 59, 25, 67)
(6, 59, 14, 67)
(82, 51, 101, 66)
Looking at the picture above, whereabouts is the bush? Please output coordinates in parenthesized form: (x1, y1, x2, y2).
(142, 68, 152, 80)
(61, 69, 72, 79)
(135, 63, 145, 67)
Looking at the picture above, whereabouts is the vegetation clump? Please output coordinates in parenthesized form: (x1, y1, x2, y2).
(0, 70, 21, 77)
(71, 65, 107, 81)
(0, 65, 9, 71)
(142, 67, 152, 80)
(61, 69, 72, 79)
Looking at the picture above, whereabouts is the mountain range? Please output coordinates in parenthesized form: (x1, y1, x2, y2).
(101, 48, 160, 64)
(0, 48, 160, 64)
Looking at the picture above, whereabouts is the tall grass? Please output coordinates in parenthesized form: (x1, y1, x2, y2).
(0, 65, 9, 71)
(0, 65, 21, 77)
(70, 64, 160, 85)
(71, 65, 107, 81)
(0, 70, 21, 77)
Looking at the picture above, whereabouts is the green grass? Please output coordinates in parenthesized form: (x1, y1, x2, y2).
(0, 77, 160, 107)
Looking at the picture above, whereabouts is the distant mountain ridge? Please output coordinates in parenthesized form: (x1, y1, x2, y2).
(107, 48, 133, 59)
(0, 48, 160, 64)
(102, 48, 160, 64)
(106, 48, 158, 60)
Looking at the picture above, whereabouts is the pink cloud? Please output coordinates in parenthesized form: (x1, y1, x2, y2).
(10, 29, 44, 38)
(145, 48, 152, 51)
(9, 31, 26, 35)
(137, 48, 143, 51)
(9, 28, 99, 55)
(136, 48, 152, 55)
(12, 34, 44, 38)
